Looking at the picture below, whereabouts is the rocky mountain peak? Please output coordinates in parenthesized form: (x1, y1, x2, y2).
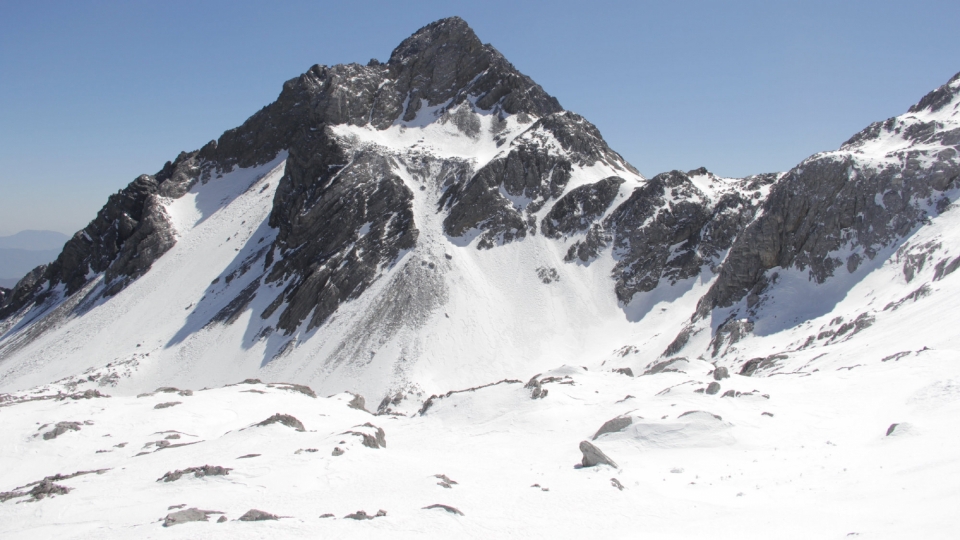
(387, 16, 562, 121)
(908, 70, 960, 114)
(387, 17, 481, 66)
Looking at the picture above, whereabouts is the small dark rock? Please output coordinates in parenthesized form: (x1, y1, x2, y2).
(610, 478, 625, 491)
(332, 447, 344, 456)
(886, 423, 900, 436)
(344, 509, 386, 520)
(239, 509, 279, 521)
(255, 413, 305, 431)
(217, 515, 227, 523)
(42, 421, 82, 440)
(423, 504, 463, 515)
(705, 382, 721, 395)
(614, 367, 634, 377)
(713, 366, 729, 380)
(163, 508, 222, 527)
(154, 402, 181, 409)
(158, 465, 232, 483)
(678, 410, 723, 421)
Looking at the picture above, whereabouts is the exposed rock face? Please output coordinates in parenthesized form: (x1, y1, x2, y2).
(598, 170, 770, 303)
(264, 142, 418, 332)
(254, 17, 566, 334)
(695, 72, 960, 319)
(542, 176, 624, 239)
(0, 152, 199, 320)
(441, 112, 635, 250)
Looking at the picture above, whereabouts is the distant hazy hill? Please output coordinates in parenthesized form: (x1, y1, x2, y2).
(0, 230, 69, 251)
(0, 230, 69, 286)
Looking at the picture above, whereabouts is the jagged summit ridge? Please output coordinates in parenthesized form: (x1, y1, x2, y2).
(0, 18, 958, 410)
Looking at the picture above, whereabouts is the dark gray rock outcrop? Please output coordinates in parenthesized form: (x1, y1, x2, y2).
(254, 413, 305, 431)
(41, 421, 82, 440)
(423, 504, 464, 515)
(598, 170, 765, 303)
(158, 465, 232, 483)
(541, 176, 625, 238)
(592, 416, 633, 440)
(163, 508, 224, 527)
(441, 112, 635, 250)
(238, 509, 279, 521)
(579, 440, 617, 468)
(695, 72, 960, 320)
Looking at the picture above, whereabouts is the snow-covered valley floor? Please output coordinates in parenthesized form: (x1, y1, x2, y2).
(2, 343, 958, 539)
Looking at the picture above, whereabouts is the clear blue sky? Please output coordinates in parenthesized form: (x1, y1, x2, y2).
(2, 0, 958, 236)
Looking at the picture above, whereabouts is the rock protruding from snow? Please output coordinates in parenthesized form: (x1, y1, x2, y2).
(238, 509, 280, 521)
(343, 423, 387, 449)
(254, 413, 305, 432)
(347, 394, 367, 411)
(423, 504, 464, 515)
(579, 440, 617, 468)
(592, 416, 633, 440)
(41, 421, 82, 440)
(158, 465, 232, 483)
(344, 509, 387, 520)
(163, 508, 224, 527)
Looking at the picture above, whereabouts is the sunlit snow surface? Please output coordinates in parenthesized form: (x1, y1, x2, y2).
(2, 82, 960, 537)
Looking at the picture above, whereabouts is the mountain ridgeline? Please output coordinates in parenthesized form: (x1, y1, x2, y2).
(0, 17, 958, 399)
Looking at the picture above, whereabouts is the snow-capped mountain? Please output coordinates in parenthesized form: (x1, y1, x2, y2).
(1, 17, 959, 538)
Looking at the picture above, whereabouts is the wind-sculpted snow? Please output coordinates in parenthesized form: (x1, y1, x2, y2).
(2, 347, 959, 538)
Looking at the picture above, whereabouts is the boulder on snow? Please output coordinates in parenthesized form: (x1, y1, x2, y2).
(713, 366, 729, 380)
(705, 382, 721, 395)
(885, 422, 914, 437)
(41, 421, 82, 440)
(423, 504, 464, 515)
(154, 401, 181, 409)
(579, 440, 617, 468)
(343, 423, 386, 448)
(344, 509, 387, 520)
(254, 413, 305, 431)
(238, 509, 280, 521)
(158, 465, 232, 483)
(162, 508, 223, 527)
(348, 394, 367, 411)
(592, 415, 633, 440)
